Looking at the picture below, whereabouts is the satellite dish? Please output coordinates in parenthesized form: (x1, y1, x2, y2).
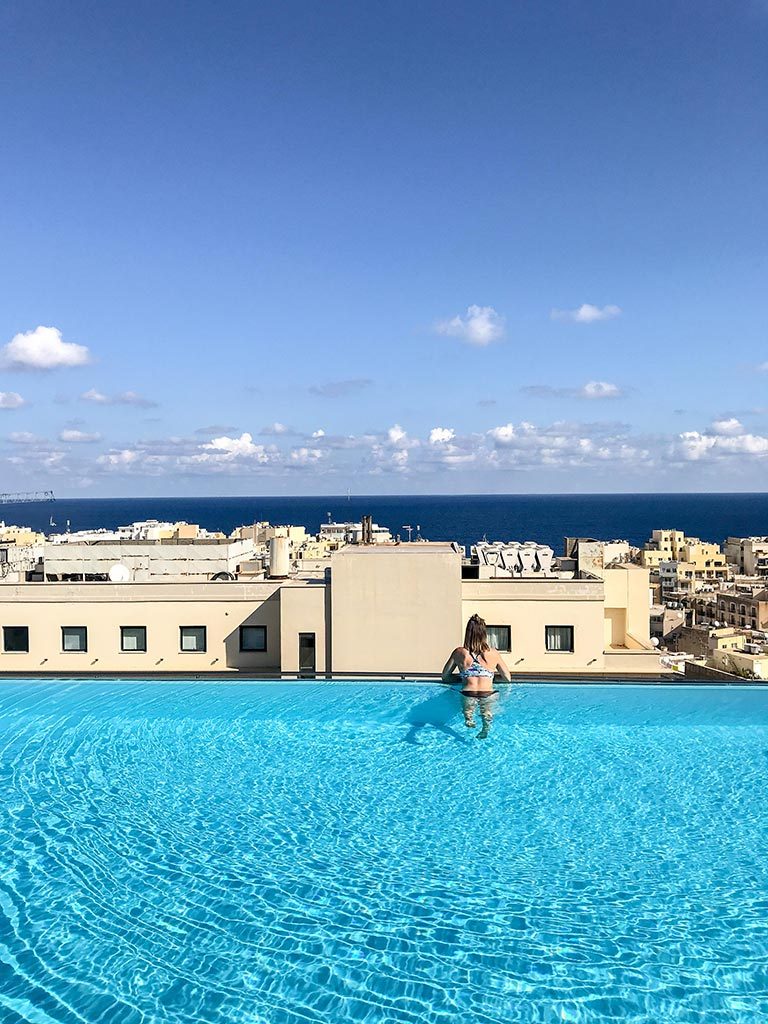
(108, 563, 131, 583)
(651, 637, 660, 647)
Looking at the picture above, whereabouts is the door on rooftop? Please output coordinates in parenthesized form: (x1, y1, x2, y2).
(299, 632, 316, 676)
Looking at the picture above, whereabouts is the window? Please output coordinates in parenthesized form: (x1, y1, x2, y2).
(62, 626, 87, 652)
(3, 626, 29, 653)
(121, 626, 147, 652)
(180, 626, 206, 652)
(545, 625, 574, 653)
(486, 625, 511, 652)
(239, 625, 267, 652)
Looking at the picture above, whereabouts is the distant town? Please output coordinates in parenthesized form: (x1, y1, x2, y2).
(0, 516, 765, 680)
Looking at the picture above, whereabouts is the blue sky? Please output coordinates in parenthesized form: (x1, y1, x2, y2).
(1, 0, 766, 495)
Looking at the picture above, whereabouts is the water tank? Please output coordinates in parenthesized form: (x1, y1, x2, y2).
(268, 536, 290, 579)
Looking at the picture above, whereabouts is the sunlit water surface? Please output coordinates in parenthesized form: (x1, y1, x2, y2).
(1, 680, 767, 1023)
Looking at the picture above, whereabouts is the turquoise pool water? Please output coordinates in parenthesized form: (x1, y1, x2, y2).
(1, 680, 768, 1023)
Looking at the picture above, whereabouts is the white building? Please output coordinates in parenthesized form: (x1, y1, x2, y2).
(319, 521, 393, 546)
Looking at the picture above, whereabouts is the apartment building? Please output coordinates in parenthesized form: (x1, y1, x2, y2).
(724, 536, 768, 577)
(642, 529, 729, 598)
(690, 586, 768, 631)
(0, 542, 661, 677)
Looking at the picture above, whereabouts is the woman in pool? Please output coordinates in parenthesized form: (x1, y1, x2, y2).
(441, 614, 511, 739)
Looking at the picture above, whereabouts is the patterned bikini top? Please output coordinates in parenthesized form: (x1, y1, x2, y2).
(458, 650, 495, 679)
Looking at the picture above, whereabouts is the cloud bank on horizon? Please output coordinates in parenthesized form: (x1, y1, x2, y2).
(1, 309, 767, 492)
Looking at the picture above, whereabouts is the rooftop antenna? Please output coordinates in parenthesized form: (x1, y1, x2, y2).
(346, 487, 351, 502)
(402, 525, 413, 542)
(327, 511, 332, 524)
(416, 524, 422, 541)
(49, 515, 56, 529)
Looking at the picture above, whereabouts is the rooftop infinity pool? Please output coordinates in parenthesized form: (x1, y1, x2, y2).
(1, 680, 767, 1023)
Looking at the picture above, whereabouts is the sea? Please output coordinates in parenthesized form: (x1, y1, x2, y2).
(6, 493, 768, 554)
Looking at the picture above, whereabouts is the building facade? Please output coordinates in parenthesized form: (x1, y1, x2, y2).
(724, 536, 768, 577)
(0, 543, 662, 677)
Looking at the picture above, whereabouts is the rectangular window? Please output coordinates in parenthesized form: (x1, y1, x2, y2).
(545, 625, 574, 653)
(62, 626, 87, 652)
(239, 625, 267, 652)
(180, 626, 206, 652)
(3, 626, 29, 653)
(486, 625, 511, 652)
(121, 626, 147, 652)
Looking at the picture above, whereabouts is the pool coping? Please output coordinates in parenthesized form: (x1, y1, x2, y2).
(0, 671, 765, 687)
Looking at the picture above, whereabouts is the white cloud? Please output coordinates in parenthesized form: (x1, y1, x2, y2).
(13, 413, 768, 485)
(289, 447, 324, 465)
(487, 422, 537, 446)
(60, 429, 102, 443)
(81, 388, 156, 408)
(8, 431, 42, 444)
(674, 429, 768, 461)
(260, 422, 290, 436)
(524, 381, 624, 400)
(0, 392, 25, 409)
(196, 433, 272, 462)
(711, 417, 744, 436)
(311, 429, 325, 438)
(429, 427, 455, 444)
(98, 449, 139, 467)
(435, 305, 504, 346)
(368, 424, 421, 473)
(81, 388, 108, 402)
(485, 420, 651, 468)
(551, 304, 622, 324)
(1, 326, 91, 370)
(581, 381, 622, 399)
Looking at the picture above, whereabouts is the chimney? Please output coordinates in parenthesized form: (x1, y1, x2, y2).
(362, 514, 373, 545)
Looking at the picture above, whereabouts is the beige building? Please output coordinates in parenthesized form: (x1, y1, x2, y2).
(0, 522, 45, 584)
(708, 642, 768, 679)
(563, 537, 633, 576)
(0, 522, 45, 546)
(724, 536, 768, 577)
(0, 543, 662, 677)
(642, 529, 729, 596)
(650, 604, 685, 645)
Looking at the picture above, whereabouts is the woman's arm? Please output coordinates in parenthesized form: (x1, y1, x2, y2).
(494, 650, 512, 682)
(441, 650, 458, 683)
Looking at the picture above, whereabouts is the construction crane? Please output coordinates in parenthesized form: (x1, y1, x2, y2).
(0, 490, 55, 505)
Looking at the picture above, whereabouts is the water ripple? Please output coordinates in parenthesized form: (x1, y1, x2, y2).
(1, 681, 768, 1022)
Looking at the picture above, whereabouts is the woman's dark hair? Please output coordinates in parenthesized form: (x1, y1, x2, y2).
(464, 614, 489, 656)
